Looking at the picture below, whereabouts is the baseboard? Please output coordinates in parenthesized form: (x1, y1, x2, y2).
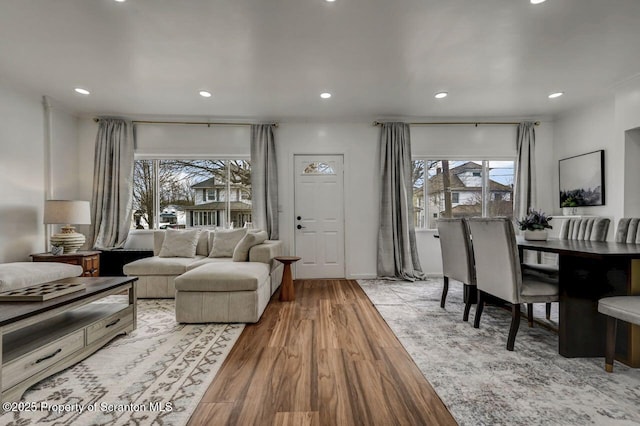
(347, 273, 377, 280)
(348, 273, 443, 280)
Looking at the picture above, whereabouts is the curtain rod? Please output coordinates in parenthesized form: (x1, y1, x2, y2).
(93, 118, 278, 127)
(372, 120, 540, 126)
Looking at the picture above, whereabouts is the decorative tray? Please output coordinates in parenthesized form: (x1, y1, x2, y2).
(0, 282, 86, 302)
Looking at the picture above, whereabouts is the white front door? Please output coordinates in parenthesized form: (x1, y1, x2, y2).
(294, 155, 345, 278)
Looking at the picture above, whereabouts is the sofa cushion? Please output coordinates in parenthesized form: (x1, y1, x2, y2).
(185, 257, 233, 271)
(158, 228, 201, 258)
(0, 262, 83, 291)
(123, 256, 206, 275)
(233, 230, 268, 262)
(175, 262, 270, 292)
(209, 228, 247, 258)
(249, 240, 283, 265)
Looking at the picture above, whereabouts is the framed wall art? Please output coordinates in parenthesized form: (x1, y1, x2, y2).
(559, 150, 605, 207)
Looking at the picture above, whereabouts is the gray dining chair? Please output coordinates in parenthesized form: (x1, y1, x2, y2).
(436, 218, 476, 321)
(598, 296, 640, 372)
(522, 216, 610, 321)
(615, 218, 640, 243)
(468, 217, 559, 351)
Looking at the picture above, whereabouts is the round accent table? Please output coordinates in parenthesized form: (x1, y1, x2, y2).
(274, 256, 301, 302)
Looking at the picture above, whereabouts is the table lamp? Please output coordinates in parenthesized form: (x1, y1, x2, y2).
(44, 200, 91, 254)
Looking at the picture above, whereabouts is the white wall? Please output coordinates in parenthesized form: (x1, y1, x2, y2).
(0, 85, 80, 262)
(276, 122, 380, 279)
(76, 118, 557, 278)
(552, 77, 640, 236)
(76, 120, 382, 279)
(553, 100, 616, 224)
(0, 83, 46, 262)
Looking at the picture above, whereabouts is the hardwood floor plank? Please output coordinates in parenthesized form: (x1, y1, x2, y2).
(187, 402, 233, 425)
(273, 411, 319, 426)
(317, 348, 360, 426)
(189, 279, 457, 425)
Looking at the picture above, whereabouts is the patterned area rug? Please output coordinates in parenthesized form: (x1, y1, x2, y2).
(0, 297, 244, 426)
(358, 279, 640, 426)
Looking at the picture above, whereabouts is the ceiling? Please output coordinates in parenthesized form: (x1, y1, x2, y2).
(1, 0, 640, 121)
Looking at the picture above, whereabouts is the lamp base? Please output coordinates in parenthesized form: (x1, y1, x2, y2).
(50, 225, 86, 254)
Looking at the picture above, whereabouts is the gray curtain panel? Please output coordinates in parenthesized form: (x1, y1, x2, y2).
(90, 118, 134, 249)
(377, 122, 425, 281)
(514, 122, 536, 220)
(250, 124, 279, 239)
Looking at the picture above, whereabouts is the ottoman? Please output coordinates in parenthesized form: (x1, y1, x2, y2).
(174, 262, 271, 323)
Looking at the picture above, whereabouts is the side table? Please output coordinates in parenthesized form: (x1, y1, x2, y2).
(275, 256, 301, 302)
(31, 251, 101, 277)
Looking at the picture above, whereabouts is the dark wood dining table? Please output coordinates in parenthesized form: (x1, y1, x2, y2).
(518, 237, 640, 367)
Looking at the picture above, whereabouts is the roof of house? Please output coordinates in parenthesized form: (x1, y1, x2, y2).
(191, 177, 223, 189)
(427, 162, 512, 193)
(191, 177, 250, 190)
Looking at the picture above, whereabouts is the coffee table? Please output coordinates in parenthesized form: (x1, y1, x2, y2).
(0, 276, 137, 402)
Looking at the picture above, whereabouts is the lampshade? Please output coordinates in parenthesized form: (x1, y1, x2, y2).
(44, 200, 91, 254)
(44, 200, 91, 225)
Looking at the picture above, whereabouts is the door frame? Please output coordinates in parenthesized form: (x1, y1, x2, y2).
(292, 152, 348, 279)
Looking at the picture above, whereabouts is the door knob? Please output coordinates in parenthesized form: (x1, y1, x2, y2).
(297, 216, 302, 220)
(297, 224, 306, 229)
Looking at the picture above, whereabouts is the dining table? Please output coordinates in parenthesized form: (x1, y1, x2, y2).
(518, 237, 640, 367)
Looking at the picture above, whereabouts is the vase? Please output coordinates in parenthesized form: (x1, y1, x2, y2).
(524, 230, 548, 241)
(562, 207, 578, 216)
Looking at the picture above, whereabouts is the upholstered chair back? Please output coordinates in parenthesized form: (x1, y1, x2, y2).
(468, 218, 522, 304)
(615, 218, 640, 244)
(436, 218, 475, 285)
(559, 217, 610, 241)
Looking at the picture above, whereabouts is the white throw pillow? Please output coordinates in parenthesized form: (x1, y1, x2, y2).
(158, 228, 201, 258)
(209, 228, 247, 258)
(233, 230, 268, 262)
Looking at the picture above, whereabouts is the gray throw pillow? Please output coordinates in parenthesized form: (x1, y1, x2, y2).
(233, 230, 268, 262)
(209, 228, 247, 258)
(158, 228, 201, 258)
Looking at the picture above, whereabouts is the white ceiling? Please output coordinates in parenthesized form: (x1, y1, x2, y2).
(1, 0, 640, 121)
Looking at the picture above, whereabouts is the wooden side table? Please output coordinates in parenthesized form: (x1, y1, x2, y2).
(275, 256, 301, 302)
(31, 251, 101, 277)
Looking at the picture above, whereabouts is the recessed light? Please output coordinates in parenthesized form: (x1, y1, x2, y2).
(548, 92, 564, 99)
(114, 0, 126, 3)
(74, 88, 90, 95)
(434, 92, 448, 99)
(320, 92, 332, 99)
(326, 0, 336, 2)
(199, 91, 212, 98)
(530, 0, 546, 4)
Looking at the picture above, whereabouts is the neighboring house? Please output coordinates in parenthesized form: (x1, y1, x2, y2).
(415, 162, 513, 228)
(185, 177, 252, 227)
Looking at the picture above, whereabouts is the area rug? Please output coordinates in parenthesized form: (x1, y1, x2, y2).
(0, 297, 244, 426)
(358, 279, 640, 426)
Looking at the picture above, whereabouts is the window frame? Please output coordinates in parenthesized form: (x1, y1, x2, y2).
(412, 156, 516, 230)
(133, 155, 251, 230)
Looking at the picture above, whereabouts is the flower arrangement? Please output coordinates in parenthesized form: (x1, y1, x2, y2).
(516, 209, 553, 231)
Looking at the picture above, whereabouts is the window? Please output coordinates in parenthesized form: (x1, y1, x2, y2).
(412, 160, 514, 229)
(132, 159, 251, 229)
(303, 162, 335, 175)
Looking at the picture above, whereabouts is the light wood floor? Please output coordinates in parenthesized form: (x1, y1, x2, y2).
(188, 279, 457, 426)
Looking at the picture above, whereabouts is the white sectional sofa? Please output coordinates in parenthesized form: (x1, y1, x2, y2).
(123, 229, 283, 323)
